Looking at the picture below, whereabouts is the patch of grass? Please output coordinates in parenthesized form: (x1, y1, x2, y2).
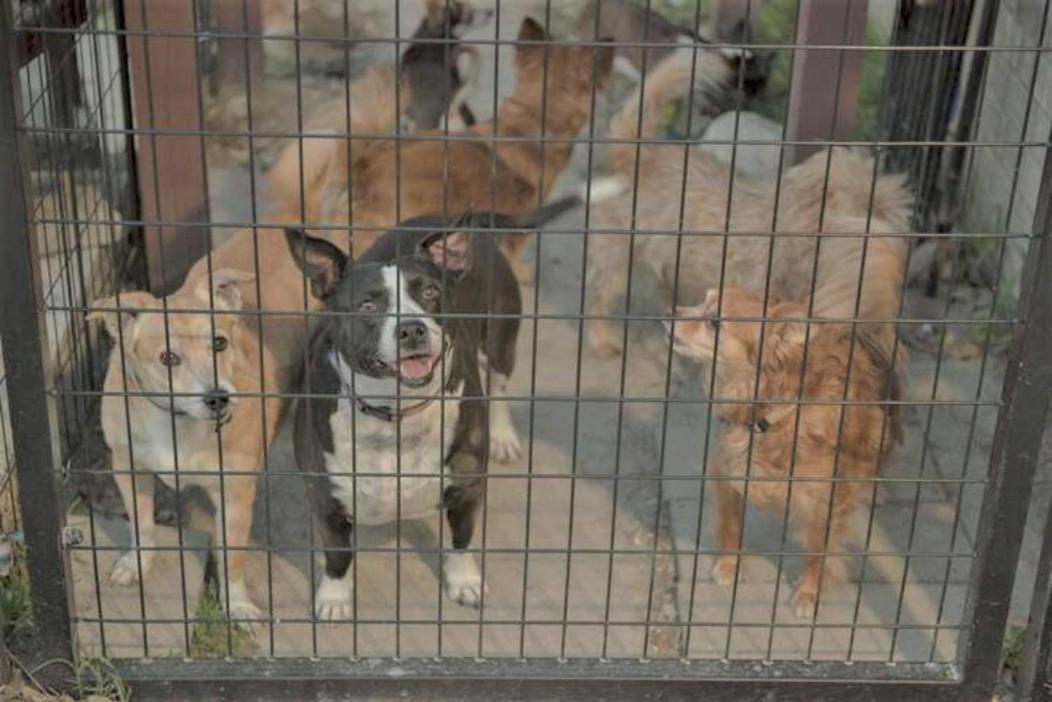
(70, 657, 131, 702)
(0, 545, 34, 654)
(189, 590, 249, 658)
(1001, 624, 1026, 674)
(649, 0, 712, 25)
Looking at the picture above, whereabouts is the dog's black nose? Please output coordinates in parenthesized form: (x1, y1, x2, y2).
(203, 388, 230, 413)
(398, 320, 428, 347)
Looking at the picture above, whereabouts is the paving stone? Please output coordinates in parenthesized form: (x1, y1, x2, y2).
(69, 511, 208, 658)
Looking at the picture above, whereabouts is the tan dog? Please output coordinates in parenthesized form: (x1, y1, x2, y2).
(585, 48, 913, 356)
(268, 17, 616, 281)
(669, 287, 904, 617)
(90, 271, 280, 623)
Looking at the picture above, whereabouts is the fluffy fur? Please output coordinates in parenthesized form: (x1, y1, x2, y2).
(268, 17, 616, 280)
(670, 286, 904, 618)
(586, 49, 913, 356)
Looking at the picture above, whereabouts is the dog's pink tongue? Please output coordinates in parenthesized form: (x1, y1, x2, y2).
(399, 355, 435, 380)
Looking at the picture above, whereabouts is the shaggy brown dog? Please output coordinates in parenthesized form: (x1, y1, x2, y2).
(585, 48, 913, 356)
(268, 17, 615, 280)
(669, 286, 904, 618)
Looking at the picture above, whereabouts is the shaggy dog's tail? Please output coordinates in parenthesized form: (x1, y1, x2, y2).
(606, 46, 733, 178)
(792, 148, 912, 329)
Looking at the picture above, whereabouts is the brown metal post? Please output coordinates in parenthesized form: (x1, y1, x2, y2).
(785, 0, 868, 164)
(123, 0, 210, 294)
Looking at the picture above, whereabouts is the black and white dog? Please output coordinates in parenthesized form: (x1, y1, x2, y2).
(284, 198, 577, 618)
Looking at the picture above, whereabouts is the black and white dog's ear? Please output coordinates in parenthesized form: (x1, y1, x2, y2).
(284, 228, 347, 300)
(421, 229, 473, 278)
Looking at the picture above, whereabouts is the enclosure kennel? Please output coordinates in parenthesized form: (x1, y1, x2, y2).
(1, 0, 1052, 699)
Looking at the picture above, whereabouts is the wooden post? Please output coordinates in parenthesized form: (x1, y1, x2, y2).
(785, 0, 868, 164)
(123, 0, 209, 295)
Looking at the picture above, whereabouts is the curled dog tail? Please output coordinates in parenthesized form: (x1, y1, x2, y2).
(801, 149, 913, 328)
(268, 65, 405, 225)
(607, 46, 733, 177)
(784, 148, 914, 235)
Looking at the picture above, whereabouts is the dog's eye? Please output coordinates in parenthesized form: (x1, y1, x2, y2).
(709, 318, 720, 330)
(159, 350, 181, 367)
(421, 285, 440, 301)
(212, 336, 228, 352)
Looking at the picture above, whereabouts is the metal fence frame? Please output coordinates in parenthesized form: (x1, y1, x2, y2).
(2, 1, 1052, 699)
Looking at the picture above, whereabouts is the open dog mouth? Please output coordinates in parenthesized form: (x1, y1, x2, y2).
(394, 353, 440, 386)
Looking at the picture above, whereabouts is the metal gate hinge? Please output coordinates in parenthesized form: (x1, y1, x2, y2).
(61, 526, 84, 547)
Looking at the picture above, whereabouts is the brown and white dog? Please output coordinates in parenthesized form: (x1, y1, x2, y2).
(669, 286, 904, 618)
(90, 272, 280, 623)
(585, 49, 913, 357)
(268, 16, 616, 281)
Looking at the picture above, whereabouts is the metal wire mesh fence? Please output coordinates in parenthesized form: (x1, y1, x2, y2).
(1, 0, 1051, 698)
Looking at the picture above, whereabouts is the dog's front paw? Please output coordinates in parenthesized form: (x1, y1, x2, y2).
(444, 552, 485, 609)
(228, 598, 264, 629)
(314, 573, 355, 621)
(109, 550, 153, 587)
(792, 586, 818, 619)
(219, 579, 263, 630)
(490, 422, 522, 463)
(712, 556, 741, 587)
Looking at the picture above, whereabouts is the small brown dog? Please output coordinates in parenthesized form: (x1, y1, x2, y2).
(90, 272, 281, 624)
(669, 287, 903, 617)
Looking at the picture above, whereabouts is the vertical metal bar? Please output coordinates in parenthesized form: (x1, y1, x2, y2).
(1019, 496, 1052, 701)
(957, 121, 1052, 695)
(237, 0, 276, 656)
(0, 1, 74, 664)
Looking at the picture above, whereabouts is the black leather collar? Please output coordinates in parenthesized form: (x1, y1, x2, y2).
(356, 396, 437, 423)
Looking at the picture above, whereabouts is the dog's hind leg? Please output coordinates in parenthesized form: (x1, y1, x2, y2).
(792, 487, 847, 619)
(442, 461, 485, 608)
(712, 480, 745, 586)
(314, 503, 355, 621)
(210, 470, 262, 625)
(110, 453, 156, 587)
(479, 268, 522, 463)
(479, 342, 521, 463)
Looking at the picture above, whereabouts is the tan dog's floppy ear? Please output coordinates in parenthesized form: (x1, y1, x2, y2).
(285, 228, 348, 300)
(422, 229, 472, 277)
(196, 269, 254, 311)
(515, 16, 546, 64)
(517, 16, 546, 42)
(88, 291, 156, 339)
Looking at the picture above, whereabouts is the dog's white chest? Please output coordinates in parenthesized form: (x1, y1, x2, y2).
(324, 392, 461, 525)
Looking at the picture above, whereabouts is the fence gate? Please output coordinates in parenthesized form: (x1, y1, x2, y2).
(1, 0, 1052, 700)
